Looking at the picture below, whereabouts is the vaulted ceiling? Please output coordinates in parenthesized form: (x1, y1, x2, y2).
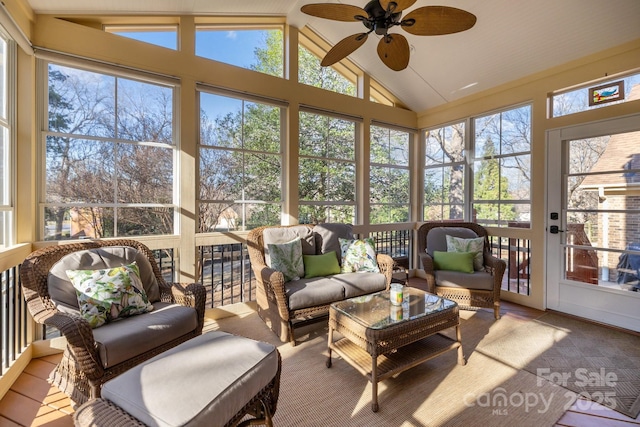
(26, 0, 640, 112)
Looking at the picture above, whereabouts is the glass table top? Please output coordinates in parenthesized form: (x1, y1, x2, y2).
(331, 287, 457, 330)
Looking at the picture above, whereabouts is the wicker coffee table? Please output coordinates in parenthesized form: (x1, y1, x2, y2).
(327, 287, 465, 412)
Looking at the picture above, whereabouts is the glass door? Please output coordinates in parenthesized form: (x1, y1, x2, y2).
(546, 114, 640, 332)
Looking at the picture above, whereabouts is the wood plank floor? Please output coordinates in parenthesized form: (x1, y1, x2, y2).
(1, 296, 638, 426)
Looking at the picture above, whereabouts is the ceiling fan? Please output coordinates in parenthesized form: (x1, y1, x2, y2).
(301, 0, 477, 71)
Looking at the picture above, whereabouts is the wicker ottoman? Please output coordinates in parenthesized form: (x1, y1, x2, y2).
(73, 331, 281, 427)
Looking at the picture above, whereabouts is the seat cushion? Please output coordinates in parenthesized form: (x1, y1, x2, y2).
(426, 227, 479, 257)
(285, 277, 346, 310)
(48, 246, 161, 313)
(339, 273, 387, 298)
(92, 302, 198, 368)
(102, 331, 279, 427)
(285, 273, 387, 310)
(435, 270, 494, 291)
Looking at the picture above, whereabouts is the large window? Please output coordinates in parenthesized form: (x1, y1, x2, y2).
(370, 125, 410, 223)
(424, 122, 466, 221)
(44, 62, 176, 240)
(473, 105, 531, 227)
(199, 91, 283, 231)
(0, 32, 13, 247)
(424, 104, 532, 227)
(298, 111, 356, 224)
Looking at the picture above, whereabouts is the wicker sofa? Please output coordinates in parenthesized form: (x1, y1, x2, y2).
(19, 239, 206, 405)
(247, 224, 394, 345)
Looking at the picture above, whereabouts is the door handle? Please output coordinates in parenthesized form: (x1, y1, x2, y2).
(549, 226, 564, 234)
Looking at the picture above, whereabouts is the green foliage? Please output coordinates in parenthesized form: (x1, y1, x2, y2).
(473, 138, 516, 223)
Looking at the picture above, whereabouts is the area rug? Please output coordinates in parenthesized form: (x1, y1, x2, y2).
(205, 310, 572, 426)
(478, 312, 640, 418)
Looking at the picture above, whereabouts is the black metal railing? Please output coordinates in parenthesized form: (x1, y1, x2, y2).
(2, 265, 28, 371)
(369, 229, 413, 269)
(489, 235, 531, 295)
(197, 243, 255, 308)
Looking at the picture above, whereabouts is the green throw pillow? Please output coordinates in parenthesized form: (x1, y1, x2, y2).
(339, 237, 380, 273)
(267, 237, 304, 282)
(66, 262, 153, 329)
(446, 235, 485, 271)
(433, 250, 475, 274)
(303, 252, 341, 278)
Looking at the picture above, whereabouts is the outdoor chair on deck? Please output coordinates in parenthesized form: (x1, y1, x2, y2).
(19, 239, 206, 405)
(418, 222, 506, 319)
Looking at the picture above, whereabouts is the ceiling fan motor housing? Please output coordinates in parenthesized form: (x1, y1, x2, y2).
(364, 0, 402, 35)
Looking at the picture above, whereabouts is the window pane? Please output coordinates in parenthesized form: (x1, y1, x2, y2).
(199, 148, 242, 201)
(244, 152, 281, 201)
(106, 26, 178, 50)
(0, 37, 6, 120)
(298, 44, 356, 96)
(117, 145, 173, 204)
(45, 137, 115, 203)
(474, 113, 500, 158)
(242, 102, 281, 152)
(501, 106, 531, 155)
(298, 204, 354, 224)
(196, 27, 283, 78)
(48, 64, 115, 138)
(502, 155, 531, 200)
(0, 127, 8, 205)
(44, 206, 114, 240)
(117, 207, 174, 235)
(117, 78, 173, 143)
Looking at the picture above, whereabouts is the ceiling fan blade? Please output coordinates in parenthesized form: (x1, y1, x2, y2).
(378, 0, 416, 14)
(301, 3, 367, 22)
(321, 33, 369, 66)
(377, 33, 410, 71)
(402, 6, 477, 36)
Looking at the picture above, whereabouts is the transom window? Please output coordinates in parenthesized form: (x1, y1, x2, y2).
(196, 25, 284, 78)
(104, 25, 178, 50)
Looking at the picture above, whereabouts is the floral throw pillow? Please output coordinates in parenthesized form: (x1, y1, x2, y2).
(66, 262, 153, 329)
(267, 237, 304, 282)
(339, 237, 380, 273)
(446, 235, 485, 271)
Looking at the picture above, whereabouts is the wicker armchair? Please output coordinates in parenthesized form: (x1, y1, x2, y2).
(19, 239, 206, 405)
(247, 224, 394, 345)
(417, 222, 506, 319)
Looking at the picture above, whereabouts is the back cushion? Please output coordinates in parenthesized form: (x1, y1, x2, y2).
(426, 227, 478, 257)
(313, 223, 354, 265)
(48, 246, 161, 312)
(263, 225, 316, 266)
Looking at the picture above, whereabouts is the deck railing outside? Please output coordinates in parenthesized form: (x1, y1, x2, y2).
(489, 235, 531, 295)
